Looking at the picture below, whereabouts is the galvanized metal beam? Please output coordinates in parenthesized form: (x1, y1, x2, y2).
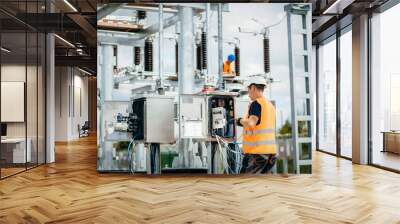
(97, 3, 126, 20)
(97, 14, 180, 44)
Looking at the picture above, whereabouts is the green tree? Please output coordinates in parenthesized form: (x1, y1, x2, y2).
(278, 119, 292, 138)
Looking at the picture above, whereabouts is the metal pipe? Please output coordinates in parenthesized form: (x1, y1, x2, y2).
(102, 44, 114, 101)
(158, 4, 164, 91)
(175, 42, 178, 74)
(175, 23, 180, 75)
(286, 12, 299, 174)
(178, 6, 194, 94)
(205, 3, 211, 75)
(177, 7, 195, 167)
(217, 3, 224, 90)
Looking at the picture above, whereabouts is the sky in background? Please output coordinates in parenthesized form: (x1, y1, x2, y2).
(220, 4, 291, 128)
(112, 3, 311, 129)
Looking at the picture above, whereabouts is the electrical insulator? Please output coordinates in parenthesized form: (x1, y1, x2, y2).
(134, 46, 141, 66)
(234, 46, 240, 76)
(137, 11, 146, 20)
(144, 39, 153, 72)
(175, 42, 178, 74)
(263, 38, 270, 74)
(196, 44, 202, 71)
(201, 31, 207, 70)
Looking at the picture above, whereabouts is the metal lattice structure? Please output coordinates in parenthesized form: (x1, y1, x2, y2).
(285, 4, 313, 174)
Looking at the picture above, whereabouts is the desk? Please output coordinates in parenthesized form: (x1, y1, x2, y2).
(1, 138, 31, 164)
(382, 131, 400, 154)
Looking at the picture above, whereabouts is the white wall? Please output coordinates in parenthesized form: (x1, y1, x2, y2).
(55, 67, 69, 141)
(1, 63, 46, 164)
(1, 65, 33, 138)
(72, 73, 89, 138)
(55, 67, 89, 141)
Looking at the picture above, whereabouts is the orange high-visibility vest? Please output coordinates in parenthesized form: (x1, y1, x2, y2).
(223, 61, 232, 74)
(243, 97, 277, 154)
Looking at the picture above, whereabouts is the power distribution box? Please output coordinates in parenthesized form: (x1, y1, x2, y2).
(130, 96, 175, 143)
(179, 92, 237, 140)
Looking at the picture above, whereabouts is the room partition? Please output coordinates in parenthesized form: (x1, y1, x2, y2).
(0, 0, 46, 179)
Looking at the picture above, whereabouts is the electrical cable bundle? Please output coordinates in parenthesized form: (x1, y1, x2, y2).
(127, 137, 136, 174)
(215, 134, 243, 174)
(175, 42, 178, 74)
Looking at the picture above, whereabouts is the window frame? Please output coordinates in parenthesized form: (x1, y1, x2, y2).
(315, 24, 352, 161)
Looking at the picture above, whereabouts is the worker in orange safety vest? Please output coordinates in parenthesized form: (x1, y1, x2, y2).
(223, 54, 235, 75)
(236, 75, 277, 174)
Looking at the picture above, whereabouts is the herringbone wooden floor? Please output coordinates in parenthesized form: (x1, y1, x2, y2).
(1, 135, 400, 224)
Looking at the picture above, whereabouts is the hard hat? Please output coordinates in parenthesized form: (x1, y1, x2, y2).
(245, 75, 268, 87)
(244, 75, 267, 88)
(227, 54, 235, 62)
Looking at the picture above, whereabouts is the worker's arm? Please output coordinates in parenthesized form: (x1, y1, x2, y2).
(236, 101, 261, 128)
(237, 115, 259, 128)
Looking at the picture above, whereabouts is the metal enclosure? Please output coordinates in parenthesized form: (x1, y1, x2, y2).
(132, 96, 175, 143)
(285, 4, 313, 174)
(179, 92, 237, 140)
(179, 95, 207, 139)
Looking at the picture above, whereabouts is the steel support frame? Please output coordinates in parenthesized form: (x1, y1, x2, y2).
(285, 4, 312, 174)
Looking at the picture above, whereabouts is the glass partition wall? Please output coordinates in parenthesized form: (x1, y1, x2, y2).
(0, 1, 46, 179)
(317, 35, 337, 155)
(370, 3, 400, 171)
(316, 1, 400, 171)
(339, 27, 352, 159)
(316, 26, 352, 159)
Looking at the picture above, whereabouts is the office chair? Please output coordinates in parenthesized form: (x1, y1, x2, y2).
(79, 121, 90, 138)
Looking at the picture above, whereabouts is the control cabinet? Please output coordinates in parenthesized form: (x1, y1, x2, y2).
(130, 96, 175, 143)
(208, 95, 235, 138)
(179, 92, 237, 140)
